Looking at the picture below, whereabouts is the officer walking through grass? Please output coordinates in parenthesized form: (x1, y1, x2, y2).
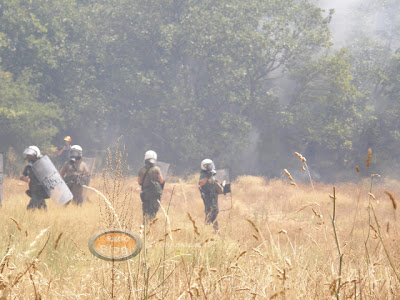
(199, 159, 223, 231)
(138, 150, 164, 222)
(60, 145, 90, 206)
(19, 146, 49, 210)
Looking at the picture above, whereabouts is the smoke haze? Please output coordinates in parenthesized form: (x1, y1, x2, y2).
(320, 0, 399, 49)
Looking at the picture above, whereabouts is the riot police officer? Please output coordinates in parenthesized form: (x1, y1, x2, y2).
(19, 146, 49, 210)
(199, 159, 223, 230)
(60, 145, 90, 206)
(138, 150, 164, 222)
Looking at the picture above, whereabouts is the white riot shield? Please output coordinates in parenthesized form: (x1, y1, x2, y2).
(156, 161, 170, 181)
(215, 169, 232, 211)
(32, 155, 73, 205)
(0, 153, 3, 206)
(82, 157, 96, 175)
(80, 157, 96, 203)
(214, 168, 230, 184)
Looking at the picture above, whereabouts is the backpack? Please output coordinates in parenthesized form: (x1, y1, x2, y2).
(149, 179, 163, 196)
(141, 166, 163, 196)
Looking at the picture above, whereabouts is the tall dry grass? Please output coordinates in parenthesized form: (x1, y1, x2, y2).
(1, 170, 400, 298)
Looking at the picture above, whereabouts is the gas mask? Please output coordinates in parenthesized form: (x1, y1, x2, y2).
(69, 150, 81, 163)
(26, 155, 37, 163)
(206, 164, 216, 175)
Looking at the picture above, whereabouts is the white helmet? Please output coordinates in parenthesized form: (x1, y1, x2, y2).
(23, 145, 41, 158)
(201, 159, 215, 171)
(144, 150, 157, 163)
(70, 145, 83, 158)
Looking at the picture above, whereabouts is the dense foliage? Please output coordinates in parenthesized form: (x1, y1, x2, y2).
(0, 0, 399, 180)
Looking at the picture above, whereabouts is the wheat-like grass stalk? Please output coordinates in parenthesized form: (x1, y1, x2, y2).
(294, 152, 316, 196)
(146, 218, 159, 236)
(9, 218, 21, 233)
(161, 185, 176, 299)
(246, 219, 269, 253)
(278, 229, 296, 256)
(82, 185, 121, 228)
(330, 187, 343, 300)
(312, 208, 323, 220)
(54, 233, 63, 250)
(246, 219, 260, 234)
(283, 169, 293, 181)
(12, 233, 51, 288)
(235, 251, 247, 263)
(252, 248, 265, 258)
(294, 152, 306, 163)
(29, 227, 50, 249)
(0, 246, 14, 274)
(370, 203, 400, 284)
(158, 200, 172, 241)
(187, 213, 200, 236)
(198, 267, 208, 300)
(283, 169, 300, 190)
(384, 191, 397, 210)
(366, 148, 372, 168)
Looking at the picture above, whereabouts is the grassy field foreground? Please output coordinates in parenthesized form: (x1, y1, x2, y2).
(1, 172, 400, 299)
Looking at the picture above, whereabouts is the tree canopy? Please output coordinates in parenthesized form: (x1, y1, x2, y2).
(0, 0, 399, 181)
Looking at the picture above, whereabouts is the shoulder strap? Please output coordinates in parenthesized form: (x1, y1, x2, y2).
(141, 166, 153, 190)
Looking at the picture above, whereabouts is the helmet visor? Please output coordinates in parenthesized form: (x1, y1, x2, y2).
(23, 148, 36, 158)
(69, 149, 81, 158)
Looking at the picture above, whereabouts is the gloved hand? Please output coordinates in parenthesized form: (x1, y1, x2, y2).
(206, 172, 213, 179)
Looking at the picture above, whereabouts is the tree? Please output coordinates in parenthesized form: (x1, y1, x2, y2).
(283, 50, 364, 180)
(0, 69, 61, 153)
(78, 0, 333, 172)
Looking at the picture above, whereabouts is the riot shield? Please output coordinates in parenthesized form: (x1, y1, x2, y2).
(156, 161, 170, 181)
(215, 168, 232, 211)
(32, 155, 73, 205)
(0, 153, 3, 206)
(80, 157, 96, 203)
(82, 157, 96, 175)
(214, 168, 230, 184)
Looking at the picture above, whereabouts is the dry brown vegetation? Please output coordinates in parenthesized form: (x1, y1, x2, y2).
(1, 171, 400, 299)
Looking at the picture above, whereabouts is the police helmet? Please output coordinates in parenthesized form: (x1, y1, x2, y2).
(144, 150, 157, 163)
(23, 146, 41, 160)
(70, 145, 83, 158)
(201, 159, 215, 171)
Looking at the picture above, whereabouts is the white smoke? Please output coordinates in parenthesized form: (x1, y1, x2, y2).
(318, 0, 363, 47)
(319, 0, 399, 49)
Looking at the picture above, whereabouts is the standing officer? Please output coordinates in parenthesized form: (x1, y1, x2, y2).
(60, 145, 90, 205)
(19, 146, 49, 210)
(199, 159, 223, 231)
(138, 150, 164, 222)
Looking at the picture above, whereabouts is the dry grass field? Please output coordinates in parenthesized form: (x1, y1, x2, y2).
(1, 167, 400, 299)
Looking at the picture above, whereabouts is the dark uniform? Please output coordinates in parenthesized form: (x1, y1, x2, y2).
(58, 144, 71, 166)
(199, 170, 223, 230)
(22, 162, 48, 210)
(60, 160, 89, 205)
(138, 164, 163, 220)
